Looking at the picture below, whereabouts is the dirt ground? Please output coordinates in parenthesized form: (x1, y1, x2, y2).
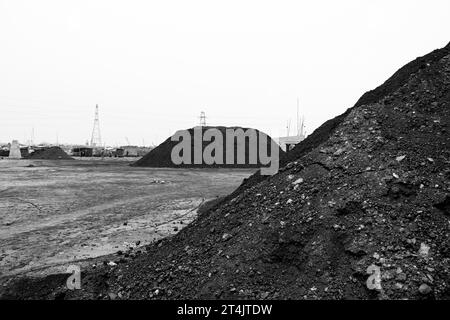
(0, 158, 254, 280)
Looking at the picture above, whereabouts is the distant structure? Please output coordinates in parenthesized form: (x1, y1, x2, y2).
(277, 98, 306, 152)
(9, 140, 21, 159)
(29, 127, 35, 146)
(199, 111, 207, 126)
(71, 147, 93, 157)
(90, 104, 102, 147)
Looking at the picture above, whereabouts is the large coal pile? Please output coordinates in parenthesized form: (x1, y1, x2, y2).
(2, 42, 450, 300)
(231, 41, 450, 198)
(26, 147, 73, 160)
(132, 126, 284, 168)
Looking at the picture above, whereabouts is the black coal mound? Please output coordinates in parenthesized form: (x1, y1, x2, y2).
(132, 126, 284, 169)
(26, 147, 74, 160)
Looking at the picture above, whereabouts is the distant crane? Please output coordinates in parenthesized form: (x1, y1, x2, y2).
(296, 97, 305, 137)
(286, 119, 291, 136)
(30, 127, 35, 146)
(279, 98, 306, 152)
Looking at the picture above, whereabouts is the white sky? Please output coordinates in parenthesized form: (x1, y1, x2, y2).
(1, 0, 449, 146)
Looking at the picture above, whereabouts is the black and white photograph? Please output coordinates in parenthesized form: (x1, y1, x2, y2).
(0, 0, 449, 313)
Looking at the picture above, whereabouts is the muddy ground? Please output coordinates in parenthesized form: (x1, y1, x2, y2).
(0, 159, 254, 280)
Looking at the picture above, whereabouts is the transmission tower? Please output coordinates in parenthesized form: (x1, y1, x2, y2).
(90, 104, 102, 147)
(199, 111, 207, 126)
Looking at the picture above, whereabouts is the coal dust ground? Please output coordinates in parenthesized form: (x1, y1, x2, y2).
(0, 159, 254, 280)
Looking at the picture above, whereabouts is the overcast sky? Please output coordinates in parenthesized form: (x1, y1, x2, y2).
(1, 0, 449, 146)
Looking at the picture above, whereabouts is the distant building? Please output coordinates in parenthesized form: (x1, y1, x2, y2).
(9, 140, 21, 159)
(20, 147, 29, 158)
(0, 148, 9, 157)
(120, 146, 153, 157)
(71, 147, 93, 157)
(92, 148, 106, 157)
(137, 147, 153, 157)
(277, 135, 305, 152)
(122, 146, 139, 157)
(113, 148, 124, 157)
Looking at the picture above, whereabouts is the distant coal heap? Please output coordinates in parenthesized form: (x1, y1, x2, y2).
(26, 147, 73, 160)
(132, 126, 284, 169)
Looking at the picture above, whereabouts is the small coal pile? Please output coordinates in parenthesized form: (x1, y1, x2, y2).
(26, 147, 73, 160)
(132, 126, 284, 169)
